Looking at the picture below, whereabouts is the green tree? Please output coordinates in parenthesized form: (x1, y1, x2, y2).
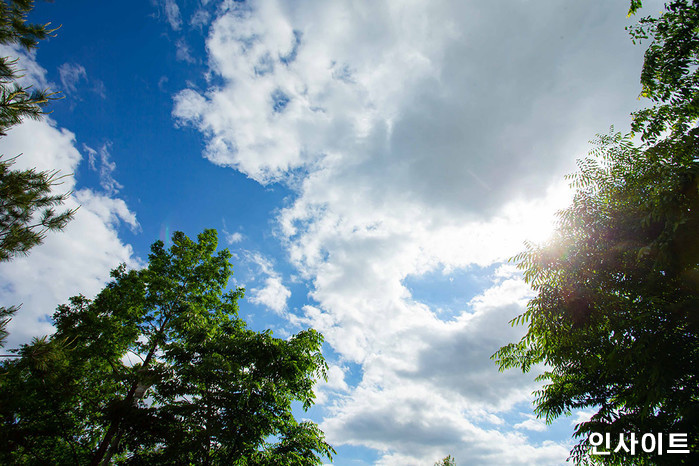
(0, 0, 57, 134)
(0, 230, 335, 465)
(0, 154, 75, 346)
(627, 0, 699, 141)
(0, 0, 72, 346)
(0, 155, 74, 263)
(434, 454, 456, 466)
(492, 130, 698, 464)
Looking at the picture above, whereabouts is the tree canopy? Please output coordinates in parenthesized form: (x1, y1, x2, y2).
(493, 2, 699, 463)
(0, 229, 335, 465)
(492, 129, 698, 464)
(627, 0, 699, 141)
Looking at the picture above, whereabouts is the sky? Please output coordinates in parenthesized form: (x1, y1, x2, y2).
(0, 0, 665, 464)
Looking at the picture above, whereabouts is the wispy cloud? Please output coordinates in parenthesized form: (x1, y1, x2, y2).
(83, 142, 123, 197)
(58, 62, 87, 94)
(175, 38, 196, 63)
(190, 8, 211, 30)
(58, 62, 106, 99)
(163, 0, 182, 30)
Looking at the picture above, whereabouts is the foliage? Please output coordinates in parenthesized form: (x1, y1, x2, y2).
(627, 0, 699, 142)
(434, 454, 456, 466)
(0, 155, 74, 262)
(492, 130, 699, 464)
(0, 153, 75, 348)
(0, 0, 58, 135)
(0, 301, 15, 346)
(0, 230, 335, 465)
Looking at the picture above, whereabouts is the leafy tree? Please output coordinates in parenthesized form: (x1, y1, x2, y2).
(0, 229, 335, 465)
(492, 130, 698, 464)
(0, 0, 72, 346)
(627, 0, 699, 141)
(434, 454, 456, 466)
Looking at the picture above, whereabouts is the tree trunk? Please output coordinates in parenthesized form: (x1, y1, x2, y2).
(90, 318, 167, 466)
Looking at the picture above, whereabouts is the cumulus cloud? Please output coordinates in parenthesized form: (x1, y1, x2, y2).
(224, 231, 243, 244)
(221, 219, 244, 244)
(246, 252, 291, 314)
(172, 0, 664, 462)
(0, 120, 138, 347)
(314, 363, 350, 405)
(0, 50, 137, 349)
(514, 414, 549, 433)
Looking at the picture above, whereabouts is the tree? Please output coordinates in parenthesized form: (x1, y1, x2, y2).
(627, 0, 699, 142)
(0, 0, 73, 346)
(434, 454, 456, 466)
(492, 130, 698, 464)
(0, 0, 58, 135)
(0, 155, 74, 345)
(0, 155, 74, 262)
(0, 229, 335, 465)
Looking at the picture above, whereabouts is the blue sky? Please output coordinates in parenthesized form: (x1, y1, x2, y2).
(0, 0, 664, 464)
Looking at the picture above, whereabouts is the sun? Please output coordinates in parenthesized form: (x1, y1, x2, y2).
(505, 180, 574, 246)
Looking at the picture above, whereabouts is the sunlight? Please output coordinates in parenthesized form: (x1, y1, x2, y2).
(504, 180, 574, 247)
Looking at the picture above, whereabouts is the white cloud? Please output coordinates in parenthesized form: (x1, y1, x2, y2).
(175, 38, 196, 63)
(173, 0, 665, 462)
(92, 79, 107, 99)
(158, 76, 169, 92)
(514, 414, 549, 433)
(314, 363, 348, 405)
(221, 219, 244, 244)
(570, 410, 596, 427)
(225, 231, 243, 244)
(325, 364, 349, 392)
(58, 62, 106, 99)
(0, 50, 137, 349)
(163, 0, 182, 30)
(83, 142, 124, 196)
(0, 45, 49, 91)
(0, 120, 138, 348)
(249, 276, 291, 313)
(322, 371, 569, 465)
(58, 63, 87, 94)
(190, 8, 211, 30)
(74, 189, 139, 231)
(246, 252, 291, 313)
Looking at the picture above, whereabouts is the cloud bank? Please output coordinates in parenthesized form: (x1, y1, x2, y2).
(171, 0, 661, 463)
